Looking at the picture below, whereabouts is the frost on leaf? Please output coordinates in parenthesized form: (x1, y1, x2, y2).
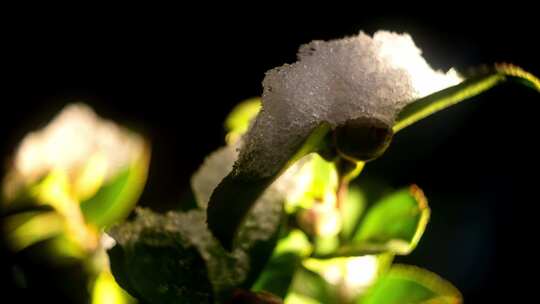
(3, 103, 146, 200)
(237, 31, 462, 177)
(109, 139, 310, 301)
(192, 143, 310, 248)
(206, 31, 462, 248)
(109, 208, 248, 302)
(192, 144, 239, 210)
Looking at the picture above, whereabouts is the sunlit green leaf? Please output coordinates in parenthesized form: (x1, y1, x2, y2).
(286, 267, 333, 304)
(308, 155, 338, 202)
(2, 170, 100, 256)
(353, 185, 429, 253)
(91, 270, 136, 304)
(394, 64, 540, 132)
(284, 292, 321, 304)
(301, 254, 393, 303)
(273, 229, 312, 257)
(3, 210, 64, 251)
(313, 235, 339, 257)
(225, 97, 262, 144)
(1, 103, 150, 232)
(81, 144, 150, 229)
(252, 229, 312, 297)
(319, 185, 429, 258)
(361, 264, 462, 304)
(284, 156, 340, 247)
(207, 122, 332, 249)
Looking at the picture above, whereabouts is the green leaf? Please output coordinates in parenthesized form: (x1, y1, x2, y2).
(298, 253, 394, 303)
(80, 144, 150, 229)
(91, 270, 136, 304)
(339, 185, 366, 240)
(207, 122, 332, 249)
(284, 293, 321, 304)
(286, 267, 333, 304)
(313, 235, 339, 257)
(227, 289, 284, 303)
(3, 210, 64, 251)
(284, 154, 338, 214)
(361, 264, 462, 304)
(354, 185, 429, 253)
(252, 229, 312, 298)
(394, 64, 540, 132)
(319, 185, 429, 258)
(225, 97, 262, 144)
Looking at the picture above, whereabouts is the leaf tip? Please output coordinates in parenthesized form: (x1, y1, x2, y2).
(409, 184, 428, 210)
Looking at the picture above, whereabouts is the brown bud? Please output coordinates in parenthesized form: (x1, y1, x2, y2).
(333, 117, 393, 162)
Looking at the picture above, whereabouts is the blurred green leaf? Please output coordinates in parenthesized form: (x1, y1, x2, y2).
(3, 210, 64, 251)
(301, 254, 393, 303)
(91, 270, 136, 304)
(2, 169, 101, 260)
(227, 289, 284, 304)
(339, 185, 366, 240)
(81, 145, 150, 229)
(361, 264, 462, 304)
(284, 293, 321, 304)
(207, 122, 332, 249)
(394, 64, 540, 132)
(308, 155, 338, 203)
(273, 229, 312, 257)
(286, 267, 333, 304)
(225, 97, 262, 144)
(313, 235, 339, 257)
(252, 229, 312, 298)
(289, 153, 339, 212)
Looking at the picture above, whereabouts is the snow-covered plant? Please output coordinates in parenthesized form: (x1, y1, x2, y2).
(1, 103, 149, 303)
(109, 31, 539, 304)
(3, 30, 539, 304)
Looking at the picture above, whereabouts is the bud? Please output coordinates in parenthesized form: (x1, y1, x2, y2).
(334, 117, 393, 162)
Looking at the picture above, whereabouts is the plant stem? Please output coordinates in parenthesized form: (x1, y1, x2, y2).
(335, 159, 364, 209)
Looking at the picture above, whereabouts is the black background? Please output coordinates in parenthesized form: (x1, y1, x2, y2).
(1, 8, 539, 303)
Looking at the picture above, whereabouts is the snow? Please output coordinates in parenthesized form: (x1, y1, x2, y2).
(237, 31, 462, 177)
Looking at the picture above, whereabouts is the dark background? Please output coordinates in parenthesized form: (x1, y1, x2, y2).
(2, 9, 539, 303)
